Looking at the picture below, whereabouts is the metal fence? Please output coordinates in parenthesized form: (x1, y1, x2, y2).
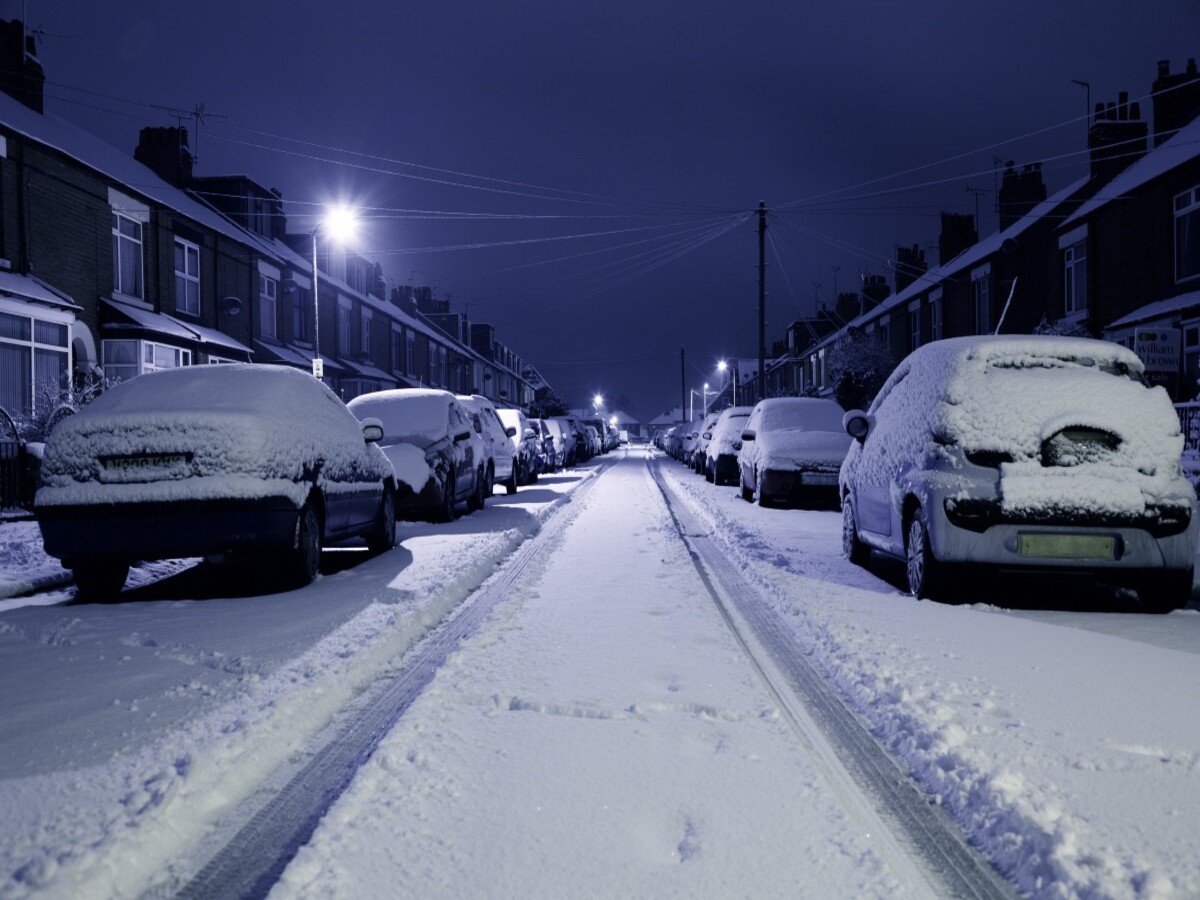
(0, 406, 24, 512)
(1177, 402, 1200, 454)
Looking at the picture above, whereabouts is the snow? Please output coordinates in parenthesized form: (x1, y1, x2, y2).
(705, 406, 752, 460)
(37, 365, 391, 510)
(740, 397, 851, 472)
(2, 449, 1200, 898)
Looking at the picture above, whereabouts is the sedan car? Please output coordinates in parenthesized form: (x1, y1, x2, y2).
(35, 365, 396, 599)
(839, 335, 1197, 611)
(347, 388, 489, 523)
(459, 394, 517, 494)
(738, 397, 851, 507)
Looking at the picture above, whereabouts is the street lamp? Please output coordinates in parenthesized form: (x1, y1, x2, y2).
(311, 205, 358, 379)
(718, 359, 738, 406)
(593, 393, 604, 412)
(702, 382, 711, 415)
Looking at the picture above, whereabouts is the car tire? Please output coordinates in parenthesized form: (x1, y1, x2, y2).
(72, 560, 129, 602)
(1140, 568, 1194, 614)
(756, 470, 770, 507)
(468, 466, 487, 512)
(842, 496, 869, 566)
(434, 471, 457, 523)
(283, 501, 322, 589)
(505, 464, 518, 495)
(366, 487, 396, 554)
(740, 470, 753, 502)
(905, 507, 944, 600)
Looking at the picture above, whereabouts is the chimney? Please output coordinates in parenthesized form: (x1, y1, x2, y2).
(1152, 57, 1200, 147)
(938, 212, 977, 265)
(1088, 90, 1148, 182)
(134, 126, 194, 187)
(860, 274, 891, 313)
(0, 20, 44, 113)
(835, 291, 860, 323)
(997, 160, 1047, 230)
(894, 243, 927, 293)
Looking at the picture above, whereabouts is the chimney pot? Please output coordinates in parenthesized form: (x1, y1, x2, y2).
(1158, 59, 1171, 77)
(1189, 58, 1197, 74)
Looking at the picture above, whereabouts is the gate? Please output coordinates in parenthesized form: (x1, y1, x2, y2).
(0, 406, 21, 512)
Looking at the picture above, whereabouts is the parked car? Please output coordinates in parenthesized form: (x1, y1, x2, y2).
(35, 365, 396, 599)
(541, 418, 569, 470)
(348, 388, 488, 522)
(705, 406, 754, 484)
(496, 408, 540, 485)
(531, 418, 558, 472)
(692, 412, 723, 474)
(459, 395, 517, 494)
(583, 425, 602, 458)
(738, 397, 850, 507)
(839, 335, 1197, 611)
(550, 417, 579, 466)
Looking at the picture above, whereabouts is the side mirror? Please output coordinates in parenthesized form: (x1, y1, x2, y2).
(702, 432, 712, 440)
(505, 426, 517, 438)
(361, 418, 385, 444)
(741, 429, 756, 442)
(843, 410, 872, 442)
(733, 441, 742, 451)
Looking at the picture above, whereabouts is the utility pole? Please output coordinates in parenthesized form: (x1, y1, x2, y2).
(831, 265, 840, 308)
(680, 346, 686, 424)
(757, 201, 767, 403)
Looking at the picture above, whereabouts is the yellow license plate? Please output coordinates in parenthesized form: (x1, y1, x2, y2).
(1017, 533, 1116, 560)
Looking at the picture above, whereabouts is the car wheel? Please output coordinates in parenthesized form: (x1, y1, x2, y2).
(434, 471, 457, 523)
(755, 470, 770, 507)
(283, 501, 322, 589)
(366, 487, 396, 554)
(905, 507, 944, 600)
(72, 560, 129, 602)
(842, 496, 869, 565)
(468, 466, 487, 512)
(1140, 568, 1194, 614)
(505, 464, 518, 495)
(740, 470, 753, 502)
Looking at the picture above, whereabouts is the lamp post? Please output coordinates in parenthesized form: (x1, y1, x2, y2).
(702, 382, 711, 415)
(718, 359, 738, 406)
(310, 205, 358, 379)
(593, 393, 604, 414)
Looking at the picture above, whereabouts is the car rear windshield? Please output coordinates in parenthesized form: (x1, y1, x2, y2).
(758, 400, 844, 432)
(349, 393, 450, 446)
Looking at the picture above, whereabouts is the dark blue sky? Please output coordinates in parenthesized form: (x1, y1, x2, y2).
(15, 0, 1200, 417)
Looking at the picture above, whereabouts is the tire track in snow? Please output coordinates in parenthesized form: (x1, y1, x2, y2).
(168, 462, 614, 900)
(647, 457, 1016, 900)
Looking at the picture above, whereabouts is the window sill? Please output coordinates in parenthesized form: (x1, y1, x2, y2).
(110, 293, 152, 310)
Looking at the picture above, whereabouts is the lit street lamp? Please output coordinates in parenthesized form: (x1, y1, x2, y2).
(593, 393, 604, 412)
(718, 359, 738, 406)
(311, 205, 358, 379)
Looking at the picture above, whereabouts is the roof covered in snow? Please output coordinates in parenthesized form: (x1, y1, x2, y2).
(1105, 288, 1200, 330)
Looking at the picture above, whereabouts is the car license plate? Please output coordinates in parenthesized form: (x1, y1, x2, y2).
(801, 471, 838, 486)
(102, 453, 189, 472)
(1017, 533, 1116, 560)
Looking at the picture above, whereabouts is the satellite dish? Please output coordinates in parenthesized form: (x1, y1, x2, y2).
(1001, 238, 1018, 255)
(221, 296, 243, 317)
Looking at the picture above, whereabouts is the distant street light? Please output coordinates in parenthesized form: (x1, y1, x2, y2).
(311, 204, 359, 379)
(593, 393, 604, 412)
(702, 382, 711, 414)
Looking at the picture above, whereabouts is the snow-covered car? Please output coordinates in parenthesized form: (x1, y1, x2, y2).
(35, 365, 397, 599)
(549, 417, 578, 466)
(458, 395, 517, 494)
(348, 388, 489, 522)
(839, 335, 1198, 611)
(704, 406, 754, 484)
(496, 408, 540, 485)
(531, 418, 558, 472)
(738, 397, 850, 507)
(692, 412, 723, 474)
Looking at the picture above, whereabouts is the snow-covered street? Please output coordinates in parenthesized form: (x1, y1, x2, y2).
(2, 448, 1200, 898)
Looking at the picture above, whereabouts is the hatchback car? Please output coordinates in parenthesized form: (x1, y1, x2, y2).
(459, 395, 517, 494)
(692, 412, 723, 474)
(35, 365, 396, 599)
(348, 388, 488, 522)
(738, 397, 851, 506)
(704, 406, 753, 484)
(496, 408, 540, 485)
(839, 335, 1197, 611)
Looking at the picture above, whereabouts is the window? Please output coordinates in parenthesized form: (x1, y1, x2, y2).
(391, 327, 404, 373)
(360, 309, 372, 357)
(1175, 186, 1200, 283)
(427, 340, 438, 386)
(406, 332, 416, 377)
(1064, 240, 1087, 315)
(974, 274, 990, 334)
(112, 212, 143, 298)
(908, 303, 920, 352)
(0, 309, 70, 415)
(174, 237, 200, 316)
(338, 303, 352, 357)
(259, 274, 278, 339)
(438, 345, 448, 387)
(930, 295, 943, 341)
(292, 290, 307, 342)
(1185, 321, 1200, 394)
(101, 338, 189, 384)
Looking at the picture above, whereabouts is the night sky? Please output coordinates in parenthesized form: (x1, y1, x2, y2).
(15, 0, 1200, 419)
